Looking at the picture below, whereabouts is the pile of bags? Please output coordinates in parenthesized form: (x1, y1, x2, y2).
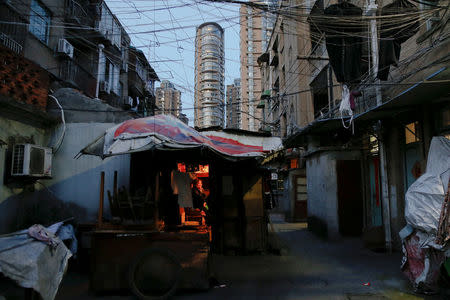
(401, 136, 450, 293)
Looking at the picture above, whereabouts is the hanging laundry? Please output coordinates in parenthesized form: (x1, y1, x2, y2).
(378, 0, 419, 80)
(318, 2, 364, 84)
(350, 90, 362, 110)
(339, 85, 352, 116)
(339, 85, 355, 132)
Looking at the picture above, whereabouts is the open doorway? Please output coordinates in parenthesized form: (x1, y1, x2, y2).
(174, 162, 211, 227)
(337, 160, 363, 236)
(294, 175, 308, 220)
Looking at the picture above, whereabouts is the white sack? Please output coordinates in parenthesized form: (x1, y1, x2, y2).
(405, 136, 450, 233)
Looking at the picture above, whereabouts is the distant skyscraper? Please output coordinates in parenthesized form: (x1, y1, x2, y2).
(155, 80, 182, 117)
(226, 79, 241, 129)
(194, 22, 225, 129)
(240, 0, 277, 131)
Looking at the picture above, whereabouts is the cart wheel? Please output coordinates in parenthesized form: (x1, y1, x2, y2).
(128, 248, 181, 300)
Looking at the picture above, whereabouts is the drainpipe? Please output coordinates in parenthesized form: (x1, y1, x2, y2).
(379, 132, 392, 252)
(367, 0, 382, 105)
(328, 64, 334, 109)
(366, 0, 392, 252)
(95, 43, 104, 99)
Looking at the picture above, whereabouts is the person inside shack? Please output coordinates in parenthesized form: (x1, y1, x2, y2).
(190, 177, 211, 224)
(192, 178, 208, 207)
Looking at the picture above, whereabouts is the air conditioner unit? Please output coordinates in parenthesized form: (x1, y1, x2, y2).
(99, 80, 109, 93)
(57, 38, 74, 58)
(11, 144, 52, 177)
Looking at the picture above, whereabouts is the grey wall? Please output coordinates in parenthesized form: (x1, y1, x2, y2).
(0, 122, 130, 233)
(43, 123, 130, 221)
(0, 117, 49, 202)
(306, 150, 361, 239)
(307, 152, 339, 237)
(45, 89, 132, 221)
(0, 89, 133, 232)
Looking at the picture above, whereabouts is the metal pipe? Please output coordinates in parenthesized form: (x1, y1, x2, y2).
(328, 64, 334, 110)
(95, 44, 104, 99)
(366, 0, 382, 105)
(379, 130, 392, 252)
(113, 170, 118, 200)
(366, 0, 391, 252)
(98, 171, 105, 228)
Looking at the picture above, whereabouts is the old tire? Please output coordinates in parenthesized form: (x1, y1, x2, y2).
(128, 248, 181, 300)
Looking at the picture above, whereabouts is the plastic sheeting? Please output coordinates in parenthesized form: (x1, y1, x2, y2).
(0, 222, 73, 300)
(79, 114, 282, 159)
(405, 137, 450, 234)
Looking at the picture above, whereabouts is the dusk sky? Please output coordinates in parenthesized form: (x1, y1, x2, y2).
(106, 0, 242, 125)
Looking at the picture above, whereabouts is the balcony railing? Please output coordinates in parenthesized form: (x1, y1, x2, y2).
(59, 58, 96, 97)
(66, 0, 91, 25)
(313, 84, 380, 121)
(0, 3, 26, 54)
(310, 34, 326, 57)
(0, 32, 22, 54)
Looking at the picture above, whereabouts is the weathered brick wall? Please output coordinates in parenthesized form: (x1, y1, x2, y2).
(0, 46, 50, 111)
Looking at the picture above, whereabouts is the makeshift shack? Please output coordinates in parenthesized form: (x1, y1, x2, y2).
(79, 114, 281, 298)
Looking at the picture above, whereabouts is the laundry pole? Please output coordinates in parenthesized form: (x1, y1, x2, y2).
(365, 0, 392, 252)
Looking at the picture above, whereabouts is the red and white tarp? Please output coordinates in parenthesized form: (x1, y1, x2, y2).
(80, 114, 282, 159)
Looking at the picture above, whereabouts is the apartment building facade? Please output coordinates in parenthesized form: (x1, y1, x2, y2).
(0, 0, 158, 114)
(194, 22, 225, 129)
(239, 0, 277, 132)
(155, 80, 182, 118)
(0, 0, 159, 230)
(226, 78, 241, 129)
(127, 46, 159, 116)
(269, 0, 450, 250)
(257, 0, 315, 221)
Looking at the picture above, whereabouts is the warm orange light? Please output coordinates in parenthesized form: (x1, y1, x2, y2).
(198, 164, 209, 174)
(290, 159, 298, 169)
(177, 163, 186, 173)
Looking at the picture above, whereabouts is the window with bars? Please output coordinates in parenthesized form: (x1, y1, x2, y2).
(29, 0, 50, 44)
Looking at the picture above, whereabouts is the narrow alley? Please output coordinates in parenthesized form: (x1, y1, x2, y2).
(0, 0, 449, 298)
(54, 216, 439, 300)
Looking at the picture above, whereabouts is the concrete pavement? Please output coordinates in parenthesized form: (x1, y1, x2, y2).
(56, 220, 443, 299)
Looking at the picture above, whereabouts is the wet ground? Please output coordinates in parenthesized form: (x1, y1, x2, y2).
(55, 220, 445, 300)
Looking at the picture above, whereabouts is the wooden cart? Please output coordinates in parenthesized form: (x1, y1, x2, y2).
(89, 172, 211, 299)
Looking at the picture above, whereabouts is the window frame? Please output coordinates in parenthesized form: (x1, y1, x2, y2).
(29, 0, 51, 44)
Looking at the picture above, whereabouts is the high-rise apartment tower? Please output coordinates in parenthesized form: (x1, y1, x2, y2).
(194, 22, 225, 129)
(155, 80, 182, 117)
(226, 79, 241, 129)
(240, 0, 277, 131)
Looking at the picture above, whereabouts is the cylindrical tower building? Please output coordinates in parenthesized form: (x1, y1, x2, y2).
(194, 22, 225, 129)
